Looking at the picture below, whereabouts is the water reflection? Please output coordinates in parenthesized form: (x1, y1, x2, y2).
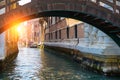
(0, 48, 120, 80)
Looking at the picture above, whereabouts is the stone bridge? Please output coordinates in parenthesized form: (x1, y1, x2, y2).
(0, 0, 120, 46)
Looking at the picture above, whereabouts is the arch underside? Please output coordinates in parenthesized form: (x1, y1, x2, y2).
(1, 10, 120, 46)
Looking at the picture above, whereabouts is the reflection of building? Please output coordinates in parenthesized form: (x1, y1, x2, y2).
(0, 0, 19, 60)
(44, 17, 120, 74)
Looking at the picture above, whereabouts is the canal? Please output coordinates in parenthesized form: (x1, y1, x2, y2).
(0, 48, 120, 80)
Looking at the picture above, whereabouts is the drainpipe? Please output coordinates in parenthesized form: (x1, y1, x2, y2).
(75, 38, 79, 49)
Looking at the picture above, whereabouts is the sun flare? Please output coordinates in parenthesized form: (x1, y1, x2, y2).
(17, 26, 21, 32)
(14, 24, 23, 34)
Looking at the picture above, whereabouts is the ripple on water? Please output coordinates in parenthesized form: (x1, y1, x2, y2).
(0, 48, 120, 80)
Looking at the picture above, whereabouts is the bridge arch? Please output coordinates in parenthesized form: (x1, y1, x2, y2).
(0, 0, 120, 46)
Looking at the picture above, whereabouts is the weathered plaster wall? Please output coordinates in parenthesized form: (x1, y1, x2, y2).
(0, 32, 5, 59)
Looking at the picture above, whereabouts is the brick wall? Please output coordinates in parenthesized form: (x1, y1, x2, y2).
(61, 28, 67, 40)
(45, 18, 84, 41)
(69, 26, 75, 39)
(77, 23, 84, 38)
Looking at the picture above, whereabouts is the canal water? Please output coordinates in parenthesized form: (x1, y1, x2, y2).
(0, 48, 120, 80)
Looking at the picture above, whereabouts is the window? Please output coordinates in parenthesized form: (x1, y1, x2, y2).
(55, 31, 57, 39)
(49, 33, 50, 40)
(66, 27, 69, 39)
(74, 25, 77, 38)
(34, 32, 36, 37)
(51, 33, 53, 40)
(59, 30, 61, 39)
(45, 34, 47, 40)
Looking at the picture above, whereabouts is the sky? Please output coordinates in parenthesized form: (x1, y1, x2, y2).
(19, 0, 31, 5)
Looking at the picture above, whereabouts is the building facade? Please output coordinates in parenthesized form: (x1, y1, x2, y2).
(26, 18, 41, 46)
(0, 0, 19, 61)
(44, 17, 120, 75)
(18, 18, 41, 47)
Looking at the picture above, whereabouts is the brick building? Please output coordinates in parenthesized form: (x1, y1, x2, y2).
(18, 18, 41, 47)
(44, 17, 84, 42)
(27, 18, 41, 46)
(44, 17, 120, 74)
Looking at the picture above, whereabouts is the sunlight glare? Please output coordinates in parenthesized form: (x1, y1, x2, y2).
(17, 26, 21, 32)
(14, 23, 22, 33)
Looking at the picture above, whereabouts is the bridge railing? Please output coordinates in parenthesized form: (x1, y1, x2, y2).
(0, 0, 119, 15)
(0, 0, 119, 27)
(90, 0, 120, 14)
(0, 0, 20, 14)
(30, 0, 120, 17)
